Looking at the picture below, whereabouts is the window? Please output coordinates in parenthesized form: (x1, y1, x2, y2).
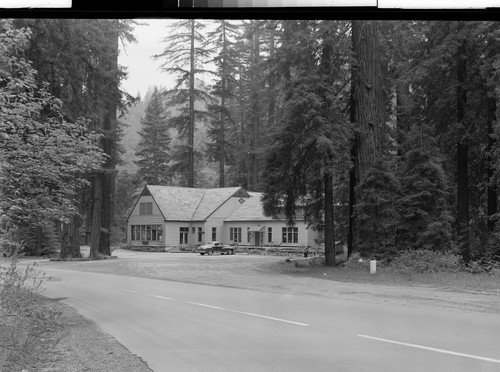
(282, 227, 298, 243)
(180, 227, 189, 245)
(198, 227, 203, 242)
(131, 225, 163, 242)
(247, 227, 251, 243)
(139, 202, 153, 215)
(229, 227, 242, 243)
(212, 227, 217, 241)
(268, 227, 272, 243)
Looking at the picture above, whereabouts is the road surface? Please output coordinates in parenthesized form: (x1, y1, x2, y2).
(39, 266, 500, 372)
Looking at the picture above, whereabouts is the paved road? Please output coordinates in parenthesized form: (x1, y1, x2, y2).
(40, 266, 500, 372)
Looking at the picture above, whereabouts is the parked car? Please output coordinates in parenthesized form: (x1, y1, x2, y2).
(197, 241, 235, 255)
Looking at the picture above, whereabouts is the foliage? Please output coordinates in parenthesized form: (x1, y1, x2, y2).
(154, 19, 213, 187)
(397, 129, 454, 252)
(134, 86, 172, 185)
(0, 258, 64, 370)
(390, 249, 462, 274)
(0, 20, 106, 256)
(354, 159, 401, 256)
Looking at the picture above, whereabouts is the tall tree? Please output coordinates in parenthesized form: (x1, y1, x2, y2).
(0, 20, 105, 256)
(205, 20, 240, 187)
(17, 18, 135, 258)
(350, 20, 390, 256)
(262, 20, 351, 266)
(90, 19, 123, 259)
(135, 86, 171, 184)
(154, 19, 213, 187)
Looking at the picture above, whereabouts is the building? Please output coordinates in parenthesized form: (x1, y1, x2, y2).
(126, 185, 319, 250)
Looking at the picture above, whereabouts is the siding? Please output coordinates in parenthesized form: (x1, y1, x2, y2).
(127, 196, 165, 245)
(223, 220, 316, 247)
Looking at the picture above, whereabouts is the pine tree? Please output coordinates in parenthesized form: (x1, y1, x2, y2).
(205, 20, 240, 187)
(262, 20, 351, 266)
(154, 19, 213, 187)
(135, 87, 172, 185)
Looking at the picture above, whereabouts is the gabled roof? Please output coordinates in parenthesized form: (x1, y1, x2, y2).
(225, 192, 275, 222)
(143, 185, 249, 221)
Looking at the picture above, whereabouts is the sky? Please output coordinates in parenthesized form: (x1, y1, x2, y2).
(118, 19, 175, 99)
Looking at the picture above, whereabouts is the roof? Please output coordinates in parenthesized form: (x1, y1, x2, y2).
(143, 185, 249, 221)
(225, 192, 275, 222)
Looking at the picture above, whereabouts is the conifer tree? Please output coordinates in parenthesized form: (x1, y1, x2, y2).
(135, 87, 171, 185)
(154, 19, 213, 187)
(262, 20, 351, 266)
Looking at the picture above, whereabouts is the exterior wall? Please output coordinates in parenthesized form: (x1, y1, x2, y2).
(127, 195, 165, 246)
(204, 197, 250, 245)
(164, 221, 191, 248)
(223, 220, 317, 247)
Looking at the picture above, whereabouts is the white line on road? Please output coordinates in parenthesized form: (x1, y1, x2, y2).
(359, 334, 500, 364)
(120, 289, 137, 293)
(187, 301, 309, 327)
(147, 295, 172, 300)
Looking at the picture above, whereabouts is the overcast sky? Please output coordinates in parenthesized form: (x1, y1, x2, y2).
(119, 19, 175, 99)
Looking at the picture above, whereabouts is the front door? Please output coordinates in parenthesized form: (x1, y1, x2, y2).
(253, 232, 263, 246)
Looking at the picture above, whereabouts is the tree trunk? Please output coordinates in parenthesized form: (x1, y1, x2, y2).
(219, 21, 226, 188)
(99, 19, 119, 256)
(188, 19, 195, 188)
(351, 20, 384, 184)
(396, 79, 411, 158)
(487, 92, 497, 233)
(90, 174, 103, 259)
(456, 38, 470, 262)
(60, 214, 82, 259)
(324, 172, 336, 266)
(250, 21, 260, 191)
(348, 142, 356, 258)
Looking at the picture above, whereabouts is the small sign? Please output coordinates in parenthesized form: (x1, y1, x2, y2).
(239, 198, 245, 204)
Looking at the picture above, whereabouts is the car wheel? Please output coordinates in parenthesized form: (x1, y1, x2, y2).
(200, 252, 205, 255)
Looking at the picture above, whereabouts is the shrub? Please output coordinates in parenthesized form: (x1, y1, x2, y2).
(390, 249, 462, 274)
(342, 252, 371, 271)
(0, 257, 65, 370)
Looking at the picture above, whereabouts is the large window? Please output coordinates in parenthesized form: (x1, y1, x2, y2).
(131, 225, 163, 242)
(180, 227, 189, 245)
(268, 227, 272, 243)
(212, 227, 217, 241)
(139, 202, 153, 215)
(282, 227, 298, 244)
(229, 227, 242, 243)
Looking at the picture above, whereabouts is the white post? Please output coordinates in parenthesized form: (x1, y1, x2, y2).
(370, 259, 377, 274)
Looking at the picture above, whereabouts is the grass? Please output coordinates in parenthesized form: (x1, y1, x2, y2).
(267, 259, 500, 293)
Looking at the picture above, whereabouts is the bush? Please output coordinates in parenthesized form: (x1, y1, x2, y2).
(341, 252, 371, 271)
(0, 257, 65, 370)
(390, 249, 462, 274)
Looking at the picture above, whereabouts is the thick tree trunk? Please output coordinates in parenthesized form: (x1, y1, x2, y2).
(188, 19, 195, 188)
(456, 39, 470, 262)
(99, 20, 119, 256)
(351, 20, 384, 184)
(60, 214, 82, 259)
(324, 172, 336, 266)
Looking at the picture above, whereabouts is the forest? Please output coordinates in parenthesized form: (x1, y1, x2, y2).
(0, 18, 499, 268)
